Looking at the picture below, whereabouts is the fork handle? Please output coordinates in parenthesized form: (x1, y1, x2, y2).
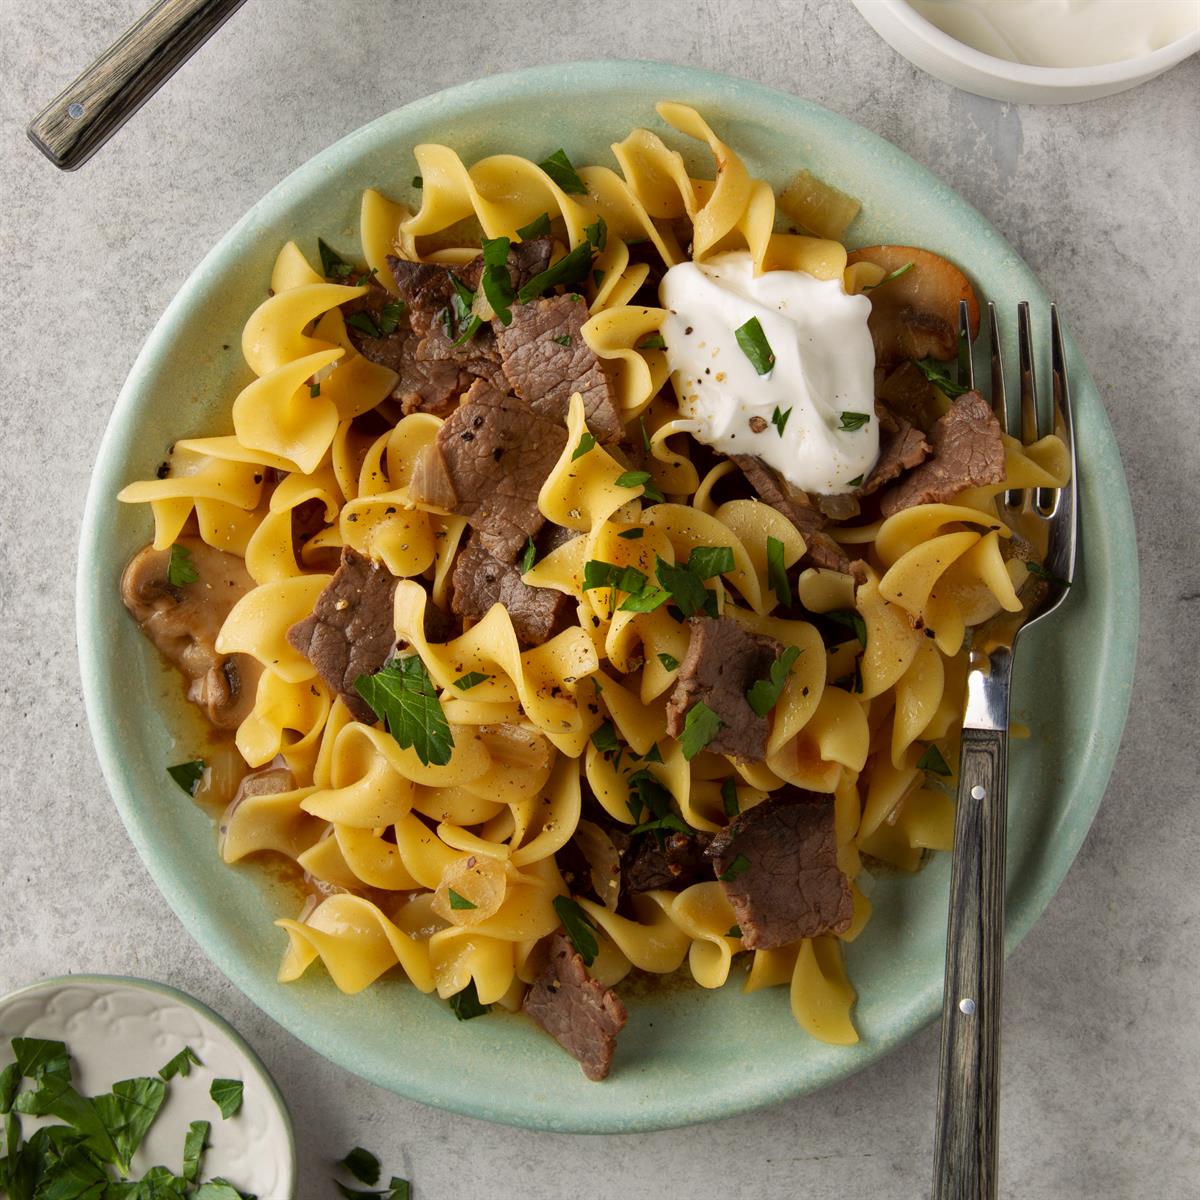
(26, 0, 248, 171)
(932, 724, 1008, 1200)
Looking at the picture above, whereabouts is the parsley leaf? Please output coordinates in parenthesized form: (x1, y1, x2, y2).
(746, 645, 801, 717)
(167, 543, 199, 586)
(158, 1046, 202, 1080)
(446, 272, 483, 346)
(517, 212, 552, 239)
(448, 889, 477, 910)
(411, 175, 423, 188)
(355, 656, 454, 768)
(770, 405, 792, 436)
(310, 382, 321, 398)
(516, 242, 594, 303)
(630, 812, 691, 838)
(167, 760, 205, 797)
(687, 545, 734, 580)
(590, 720, 620, 757)
(917, 744, 953, 777)
(571, 431, 596, 461)
(767, 535, 791, 606)
(626, 768, 673, 823)
(582, 560, 648, 597)
(448, 979, 490, 1021)
(388, 1177, 413, 1200)
(863, 261, 915, 290)
(614, 469, 665, 503)
(585, 216, 607, 250)
(0, 1061, 19, 1113)
(1026, 560, 1072, 587)
(655, 555, 716, 619)
(537, 148, 588, 194)
(340, 1147, 381, 1186)
(846, 473, 864, 487)
(617, 586, 671, 613)
(734, 316, 775, 374)
(346, 311, 382, 339)
(453, 672, 491, 691)
(480, 235, 516, 325)
(553, 896, 599, 966)
(553, 333, 573, 346)
(318, 238, 355, 279)
(721, 777, 739, 819)
(727, 924, 743, 938)
(520, 536, 536, 574)
(182, 1119, 209, 1183)
(838, 411, 870, 432)
(195, 1182, 248, 1200)
(718, 854, 750, 882)
(637, 333, 667, 351)
(915, 358, 970, 397)
(826, 609, 868, 647)
(209, 1078, 242, 1120)
(657, 652, 680, 672)
(378, 300, 406, 335)
(617, 527, 644, 540)
(680, 702, 724, 760)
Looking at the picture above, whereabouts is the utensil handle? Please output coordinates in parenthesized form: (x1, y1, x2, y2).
(932, 724, 1008, 1200)
(26, 0, 248, 171)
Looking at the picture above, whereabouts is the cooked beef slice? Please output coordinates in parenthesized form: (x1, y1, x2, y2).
(286, 547, 397, 721)
(859, 410, 931, 497)
(733, 454, 827, 536)
(409, 379, 567, 562)
(451, 533, 575, 645)
(121, 538, 261, 730)
(623, 829, 714, 894)
(522, 933, 627, 1081)
(879, 391, 1005, 516)
(495, 295, 624, 443)
(877, 360, 941, 431)
(706, 789, 852, 949)
(665, 616, 782, 761)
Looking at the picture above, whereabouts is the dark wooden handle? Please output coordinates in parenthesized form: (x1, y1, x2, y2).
(26, 0, 249, 171)
(932, 726, 1008, 1200)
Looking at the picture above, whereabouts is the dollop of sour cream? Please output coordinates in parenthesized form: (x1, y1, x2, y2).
(659, 251, 877, 496)
(907, 0, 1200, 68)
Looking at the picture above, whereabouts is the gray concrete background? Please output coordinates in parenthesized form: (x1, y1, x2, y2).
(1, 1, 1197, 1197)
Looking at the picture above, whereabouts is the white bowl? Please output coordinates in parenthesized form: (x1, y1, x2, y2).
(851, 0, 1200, 103)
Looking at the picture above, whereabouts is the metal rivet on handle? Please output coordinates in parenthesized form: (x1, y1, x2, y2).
(67, 103, 85, 119)
(959, 998, 977, 1015)
(971, 785, 985, 800)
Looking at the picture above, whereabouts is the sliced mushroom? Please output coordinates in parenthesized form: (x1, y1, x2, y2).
(847, 245, 980, 367)
(121, 536, 262, 729)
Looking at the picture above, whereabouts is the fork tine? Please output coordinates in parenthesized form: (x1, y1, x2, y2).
(1048, 304, 1078, 578)
(1017, 301, 1040, 442)
(987, 302, 1008, 435)
(957, 298, 975, 392)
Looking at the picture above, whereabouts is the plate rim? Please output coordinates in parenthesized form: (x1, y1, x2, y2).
(75, 57, 1139, 1132)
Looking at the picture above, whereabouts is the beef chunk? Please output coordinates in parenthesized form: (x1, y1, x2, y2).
(495, 295, 624, 442)
(409, 379, 566, 562)
(879, 391, 1005, 516)
(121, 538, 261, 730)
(286, 547, 397, 721)
(707, 789, 852, 949)
(522, 933, 627, 1081)
(860, 409, 931, 496)
(665, 616, 781, 761)
(451, 533, 575, 645)
(624, 829, 714, 894)
(733, 454, 826, 536)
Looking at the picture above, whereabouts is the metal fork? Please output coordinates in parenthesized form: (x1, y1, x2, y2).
(931, 300, 1078, 1200)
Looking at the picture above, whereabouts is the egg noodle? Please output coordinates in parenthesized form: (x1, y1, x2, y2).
(118, 103, 1069, 1062)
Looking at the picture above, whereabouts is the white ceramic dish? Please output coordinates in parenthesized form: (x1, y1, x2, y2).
(851, 0, 1200, 103)
(0, 975, 296, 1197)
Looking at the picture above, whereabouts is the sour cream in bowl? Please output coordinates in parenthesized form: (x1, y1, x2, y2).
(659, 251, 878, 496)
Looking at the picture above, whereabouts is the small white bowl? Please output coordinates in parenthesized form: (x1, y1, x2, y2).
(851, 0, 1200, 103)
(0, 975, 296, 1197)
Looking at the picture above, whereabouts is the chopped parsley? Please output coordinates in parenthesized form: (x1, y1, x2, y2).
(640, 415, 652, 453)
(838, 411, 871, 432)
(917, 744, 953, 777)
(687, 545, 734, 580)
(679, 701, 724, 760)
(209, 1078, 242, 1120)
(167, 759, 205, 797)
(657, 652, 680, 672)
(516, 212, 552, 239)
(727, 924, 743, 938)
(516, 241, 594, 303)
(520, 536, 537, 573)
(537, 148, 588, 195)
(158, 1045, 202, 1080)
(826, 608, 868, 647)
(770, 405, 792, 436)
(553, 333, 573, 346)
(617, 527, 644, 540)
(183, 1119, 209, 1182)
(355, 655, 454, 767)
(767, 535, 791, 606)
(846, 473, 864, 488)
(863, 261, 914, 290)
(378, 299, 406, 335)
(553, 896, 599, 966)
(614, 469, 665, 503)
(411, 175, 423, 188)
(626, 767, 673, 824)
(447, 889, 477, 910)
(638, 333, 667, 351)
(630, 812, 691, 838)
(310, 382, 321, 398)
(448, 979, 490, 1022)
(592, 268, 605, 288)
(655, 554, 717, 619)
(318, 237, 356, 279)
(915, 358, 970, 397)
(340, 1147, 381, 1186)
(617, 586, 671, 613)
(480, 234, 516, 325)
(585, 216, 608, 251)
(590, 720, 621, 757)
(167, 543, 199, 586)
(346, 311, 382, 339)
(721, 777, 739, 818)
(447, 272, 483, 346)
(571, 431, 596, 460)
(746, 645, 801, 717)
(718, 854, 751, 882)
(734, 316, 775, 374)
(453, 671, 491, 691)
(582, 560, 648, 597)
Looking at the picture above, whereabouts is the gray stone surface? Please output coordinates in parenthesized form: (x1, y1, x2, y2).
(1, 1, 1198, 1197)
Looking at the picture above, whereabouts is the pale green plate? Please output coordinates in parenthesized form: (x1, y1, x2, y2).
(76, 61, 1137, 1133)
